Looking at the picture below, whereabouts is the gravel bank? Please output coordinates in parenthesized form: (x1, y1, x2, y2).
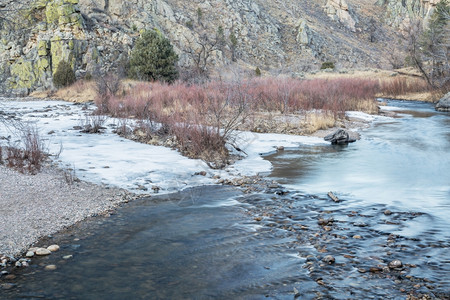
(0, 163, 136, 258)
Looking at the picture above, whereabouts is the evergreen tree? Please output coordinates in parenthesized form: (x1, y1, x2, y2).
(128, 30, 179, 83)
(53, 60, 76, 88)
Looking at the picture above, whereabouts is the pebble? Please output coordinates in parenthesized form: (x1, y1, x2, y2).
(318, 218, 333, 226)
(25, 251, 35, 257)
(47, 245, 60, 252)
(293, 287, 300, 298)
(322, 255, 335, 264)
(369, 267, 382, 273)
(62, 255, 73, 260)
(36, 248, 51, 256)
(389, 259, 403, 269)
(353, 235, 362, 239)
(384, 210, 392, 215)
(1, 283, 16, 290)
(4, 274, 16, 280)
(44, 265, 57, 271)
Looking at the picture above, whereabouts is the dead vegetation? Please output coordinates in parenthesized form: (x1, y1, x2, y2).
(27, 68, 438, 168)
(0, 122, 48, 174)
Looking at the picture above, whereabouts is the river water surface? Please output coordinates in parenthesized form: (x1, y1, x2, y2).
(2, 100, 449, 299)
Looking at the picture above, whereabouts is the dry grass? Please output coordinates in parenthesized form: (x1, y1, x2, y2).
(306, 68, 437, 102)
(303, 112, 336, 134)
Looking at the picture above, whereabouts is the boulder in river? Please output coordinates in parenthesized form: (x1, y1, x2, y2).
(324, 129, 356, 144)
(435, 92, 450, 112)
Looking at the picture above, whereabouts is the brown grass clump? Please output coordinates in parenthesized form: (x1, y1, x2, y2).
(303, 112, 336, 134)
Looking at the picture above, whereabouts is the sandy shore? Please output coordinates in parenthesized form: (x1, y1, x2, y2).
(0, 163, 136, 258)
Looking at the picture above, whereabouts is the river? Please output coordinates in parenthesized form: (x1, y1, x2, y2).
(2, 100, 449, 299)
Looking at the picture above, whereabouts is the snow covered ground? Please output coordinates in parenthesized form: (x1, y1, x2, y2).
(0, 98, 382, 194)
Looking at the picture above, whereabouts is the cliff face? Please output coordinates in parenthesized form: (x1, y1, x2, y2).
(0, 0, 442, 95)
(378, 0, 441, 30)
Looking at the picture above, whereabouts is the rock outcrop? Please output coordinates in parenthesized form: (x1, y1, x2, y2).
(435, 92, 450, 112)
(377, 0, 442, 31)
(324, 0, 357, 32)
(0, 0, 133, 95)
(0, 0, 444, 94)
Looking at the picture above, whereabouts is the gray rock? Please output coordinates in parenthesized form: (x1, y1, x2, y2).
(25, 251, 35, 257)
(322, 255, 336, 264)
(44, 264, 57, 271)
(435, 92, 450, 112)
(35, 248, 51, 256)
(324, 129, 356, 145)
(388, 259, 403, 269)
(47, 245, 60, 252)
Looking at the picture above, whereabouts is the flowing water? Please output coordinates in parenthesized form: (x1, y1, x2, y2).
(2, 100, 449, 299)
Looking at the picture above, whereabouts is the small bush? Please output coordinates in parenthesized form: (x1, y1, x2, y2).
(1, 125, 47, 174)
(320, 61, 335, 70)
(255, 67, 262, 77)
(94, 72, 122, 114)
(84, 72, 93, 81)
(53, 60, 76, 88)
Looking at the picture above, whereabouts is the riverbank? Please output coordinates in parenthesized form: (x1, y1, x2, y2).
(0, 162, 137, 258)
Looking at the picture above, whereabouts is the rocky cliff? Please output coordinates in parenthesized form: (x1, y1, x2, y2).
(0, 0, 442, 95)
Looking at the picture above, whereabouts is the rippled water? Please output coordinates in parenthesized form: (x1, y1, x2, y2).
(266, 100, 450, 239)
(2, 100, 450, 299)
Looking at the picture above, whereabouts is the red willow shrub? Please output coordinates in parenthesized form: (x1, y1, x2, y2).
(95, 76, 385, 167)
(379, 77, 431, 96)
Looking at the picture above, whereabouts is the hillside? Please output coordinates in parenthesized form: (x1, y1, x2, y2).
(0, 0, 442, 95)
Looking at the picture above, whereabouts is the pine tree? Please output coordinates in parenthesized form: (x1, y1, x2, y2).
(53, 60, 76, 88)
(128, 30, 179, 83)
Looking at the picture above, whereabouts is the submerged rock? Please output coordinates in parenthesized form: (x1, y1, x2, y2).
(324, 129, 356, 145)
(388, 259, 403, 269)
(322, 255, 336, 264)
(435, 92, 450, 112)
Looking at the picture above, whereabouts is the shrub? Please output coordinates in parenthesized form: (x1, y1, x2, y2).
(128, 30, 179, 83)
(2, 124, 47, 174)
(255, 67, 262, 77)
(320, 61, 335, 70)
(53, 60, 76, 88)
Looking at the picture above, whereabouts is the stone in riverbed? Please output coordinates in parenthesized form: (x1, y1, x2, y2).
(324, 129, 356, 145)
(47, 245, 60, 252)
(322, 255, 335, 264)
(1, 283, 16, 290)
(44, 264, 57, 271)
(435, 92, 450, 112)
(388, 259, 403, 269)
(35, 248, 51, 256)
(25, 251, 34, 257)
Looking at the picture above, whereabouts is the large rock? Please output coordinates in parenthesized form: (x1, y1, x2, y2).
(324, 0, 356, 32)
(324, 129, 356, 144)
(435, 92, 450, 112)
